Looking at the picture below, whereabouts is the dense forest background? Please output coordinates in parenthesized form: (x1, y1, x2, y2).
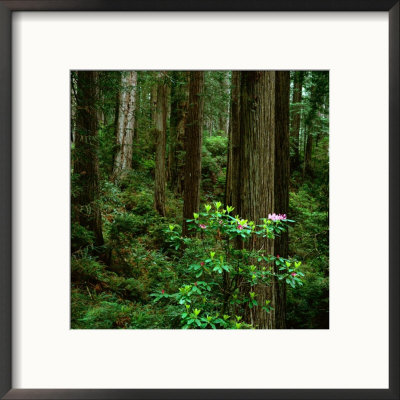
(71, 70, 329, 329)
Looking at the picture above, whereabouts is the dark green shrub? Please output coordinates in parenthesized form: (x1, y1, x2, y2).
(203, 136, 228, 157)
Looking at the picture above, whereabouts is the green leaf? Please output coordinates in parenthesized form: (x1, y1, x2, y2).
(222, 264, 231, 272)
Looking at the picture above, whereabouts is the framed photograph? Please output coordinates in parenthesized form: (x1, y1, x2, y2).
(0, 1, 398, 399)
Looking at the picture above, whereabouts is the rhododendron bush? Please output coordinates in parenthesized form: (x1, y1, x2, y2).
(152, 202, 304, 329)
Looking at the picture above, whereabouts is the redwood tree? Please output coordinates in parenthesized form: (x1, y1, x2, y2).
(225, 71, 241, 211)
(112, 71, 137, 180)
(168, 71, 189, 194)
(72, 71, 104, 250)
(182, 71, 205, 236)
(154, 72, 168, 216)
(228, 71, 290, 329)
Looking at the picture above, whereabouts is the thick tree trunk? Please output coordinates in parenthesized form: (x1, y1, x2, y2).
(182, 71, 205, 236)
(112, 71, 137, 180)
(72, 71, 104, 249)
(154, 73, 168, 216)
(238, 71, 276, 329)
(168, 71, 189, 194)
(229, 71, 289, 329)
(274, 71, 290, 329)
(291, 71, 303, 171)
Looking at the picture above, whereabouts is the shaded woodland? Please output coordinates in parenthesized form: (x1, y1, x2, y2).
(71, 70, 329, 329)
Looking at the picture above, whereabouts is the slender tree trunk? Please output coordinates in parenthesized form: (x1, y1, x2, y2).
(274, 71, 290, 329)
(168, 71, 189, 194)
(134, 75, 141, 140)
(72, 71, 104, 249)
(303, 131, 313, 178)
(182, 71, 205, 236)
(291, 71, 303, 171)
(219, 71, 231, 135)
(154, 73, 168, 216)
(223, 71, 240, 307)
(71, 74, 77, 143)
(150, 80, 158, 127)
(225, 71, 241, 210)
(112, 71, 137, 180)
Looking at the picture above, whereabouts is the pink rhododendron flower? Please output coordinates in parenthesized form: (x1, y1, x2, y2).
(238, 225, 243, 230)
(291, 272, 297, 277)
(161, 289, 165, 294)
(199, 224, 207, 229)
(200, 262, 205, 267)
(268, 213, 287, 221)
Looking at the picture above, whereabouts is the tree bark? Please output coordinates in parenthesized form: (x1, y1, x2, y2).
(219, 71, 231, 135)
(112, 71, 137, 180)
(72, 71, 104, 249)
(303, 131, 313, 178)
(150, 80, 158, 126)
(168, 71, 189, 194)
(154, 73, 168, 216)
(182, 71, 205, 236)
(229, 71, 289, 329)
(238, 71, 275, 328)
(225, 71, 241, 211)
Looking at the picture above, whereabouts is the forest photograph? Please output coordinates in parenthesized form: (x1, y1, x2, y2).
(71, 70, 329, 330)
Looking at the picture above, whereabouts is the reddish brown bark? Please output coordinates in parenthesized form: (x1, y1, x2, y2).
(168, 71, 189, 194)
(154, 73, 168, 217)
(182, 71, 205, 236)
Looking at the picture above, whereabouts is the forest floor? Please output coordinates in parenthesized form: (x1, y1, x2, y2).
(71, 162, 329, 329)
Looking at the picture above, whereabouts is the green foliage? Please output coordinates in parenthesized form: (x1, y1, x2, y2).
(286, 183, 329, 328)
(203, 136, 228, 157)
(203, 71, 231, 135)
(109, 213, 149, 239)
(202, 136, 228, 199)
(153, 203, 304, 329)
(73, 292, 134, 329)
(71, 222, 95, 251)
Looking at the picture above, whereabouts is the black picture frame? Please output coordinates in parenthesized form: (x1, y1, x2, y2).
(0, 1, 398, 399)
